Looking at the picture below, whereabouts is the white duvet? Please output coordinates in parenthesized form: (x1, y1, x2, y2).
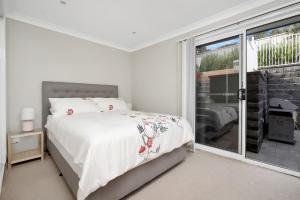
(45, 111, 193, 200)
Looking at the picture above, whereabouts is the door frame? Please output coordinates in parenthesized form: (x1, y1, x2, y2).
(191, 5, 300, 177)
(0, 16, 6, 196)
(195, 31, 244, 155)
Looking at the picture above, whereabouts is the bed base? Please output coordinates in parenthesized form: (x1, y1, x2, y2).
(47, 138, 187, 200)
(195, 121, 235, 143)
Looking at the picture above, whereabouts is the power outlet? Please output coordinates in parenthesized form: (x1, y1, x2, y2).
(11, 138, 20, 144)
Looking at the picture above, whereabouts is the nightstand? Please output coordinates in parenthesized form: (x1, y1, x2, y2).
(7, 130, 44, 168)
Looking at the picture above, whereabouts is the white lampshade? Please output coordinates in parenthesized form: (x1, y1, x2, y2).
(21, 107, 35, 121)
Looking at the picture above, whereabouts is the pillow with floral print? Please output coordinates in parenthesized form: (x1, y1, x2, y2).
(49, 98, 100, 118)
(90, 98, 129, 112)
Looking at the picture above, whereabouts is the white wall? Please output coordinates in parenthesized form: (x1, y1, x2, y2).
(247, 37, 258, 72)
(0, 17, 6, 196)
(6, 18, 132, 151)
(7, 18, 132, 132)
(132, 40, 180, 115)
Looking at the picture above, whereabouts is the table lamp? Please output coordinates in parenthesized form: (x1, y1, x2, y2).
(21, 107, 35, 132)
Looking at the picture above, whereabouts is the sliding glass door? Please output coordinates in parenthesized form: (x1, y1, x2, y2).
(192, 11, 300, 175)
(195, 35, 243, 153)
(246, 16, 300, 172)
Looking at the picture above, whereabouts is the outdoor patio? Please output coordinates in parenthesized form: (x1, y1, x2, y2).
(247, 131, 300, 171)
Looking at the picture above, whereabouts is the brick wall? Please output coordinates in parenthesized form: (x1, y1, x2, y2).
(261, 65, 300, 126)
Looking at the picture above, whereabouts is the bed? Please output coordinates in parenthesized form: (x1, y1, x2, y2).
(42, 81, 193, 200)
(195, 103, 238, 142)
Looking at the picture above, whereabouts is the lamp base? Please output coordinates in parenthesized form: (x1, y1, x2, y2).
(22, 121, 34, 132)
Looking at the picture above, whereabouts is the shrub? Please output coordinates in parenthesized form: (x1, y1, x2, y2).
(197, 47, 239, 72)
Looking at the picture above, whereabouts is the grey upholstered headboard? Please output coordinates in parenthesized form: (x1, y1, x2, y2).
(42, 81, 118, 130)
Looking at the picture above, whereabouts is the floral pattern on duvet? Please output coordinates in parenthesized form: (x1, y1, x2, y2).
(127, 112, 183, 160)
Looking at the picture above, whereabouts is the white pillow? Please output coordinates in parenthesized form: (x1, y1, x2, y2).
(90, 98, 129, 112)
(49, 98, 100, 117)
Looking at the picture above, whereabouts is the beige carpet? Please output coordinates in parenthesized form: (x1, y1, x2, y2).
(1, 150, 300, 200)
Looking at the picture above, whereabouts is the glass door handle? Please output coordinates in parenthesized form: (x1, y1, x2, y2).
(237, 89, 246, 100)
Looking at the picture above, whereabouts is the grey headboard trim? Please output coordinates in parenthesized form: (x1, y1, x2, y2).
(42, 81, 118, 131)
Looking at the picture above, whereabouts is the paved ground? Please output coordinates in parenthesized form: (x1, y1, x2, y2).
(247, 131, 300, 171)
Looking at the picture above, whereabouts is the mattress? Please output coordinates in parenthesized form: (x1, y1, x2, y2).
(196, 103, 238, 130)
(45, 111, 193, 200)
(47, 128, 82, 177)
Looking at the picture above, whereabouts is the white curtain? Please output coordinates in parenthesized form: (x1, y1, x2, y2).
(181, 38, 195, 151)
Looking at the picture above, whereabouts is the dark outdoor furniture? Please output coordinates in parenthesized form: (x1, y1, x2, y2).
(268, 98, 297, 144)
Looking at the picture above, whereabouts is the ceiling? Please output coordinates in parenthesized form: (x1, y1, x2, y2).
(3, 0, 282, 51)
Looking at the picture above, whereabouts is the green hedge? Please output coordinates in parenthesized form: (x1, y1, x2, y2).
(198, 48, 239, 72)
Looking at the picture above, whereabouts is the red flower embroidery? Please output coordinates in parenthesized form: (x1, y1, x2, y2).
(67, 109, 74, 115)
(142, 119, 149, 125)
(147, 138, 153, 148)
(139, 146, 146, 154)
(108, 105, 113, 111)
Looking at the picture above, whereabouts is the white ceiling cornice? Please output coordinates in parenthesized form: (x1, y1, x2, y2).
(5, 0, 298, 52)
(130, 0, 279, 51)
(6, 13, 131, 52)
